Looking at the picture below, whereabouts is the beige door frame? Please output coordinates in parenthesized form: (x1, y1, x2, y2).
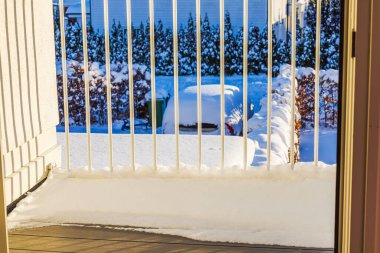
(339, 0, 380, 252)
(0, 109, 9, 253)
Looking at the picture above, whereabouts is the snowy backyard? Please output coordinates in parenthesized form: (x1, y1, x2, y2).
(57, 65, 338, 167)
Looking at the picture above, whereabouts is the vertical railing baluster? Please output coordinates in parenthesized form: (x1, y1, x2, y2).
(149, 0, 158, 171)
(81, 0, 92, 171)
(103, 0, 113, 171)
(243, 0, 248, 170)
(290, 0, 296, 166)
(196, 0, 202, 170)
(173, 0, 180, 171)
(314, 0, 321, 167)
(267, 0, 272, 170)
(126, 0, 135, 172)
(58, 0, 70, 171)
(220, 0, 225, 170)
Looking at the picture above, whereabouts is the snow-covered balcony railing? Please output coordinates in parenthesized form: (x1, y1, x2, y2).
(57, 0, 326, 172)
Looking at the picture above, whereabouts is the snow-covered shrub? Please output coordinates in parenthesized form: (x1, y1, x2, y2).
(296, 68, 339, 128)
(296, 68, 317, 127)
(56, 61, 151, 126)
(320, 69, 339, 127)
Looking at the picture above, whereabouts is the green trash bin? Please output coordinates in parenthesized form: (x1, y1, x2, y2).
(146, 98, 167, 128)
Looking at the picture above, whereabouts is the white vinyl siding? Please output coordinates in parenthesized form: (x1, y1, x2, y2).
(90, 0, 288, 32)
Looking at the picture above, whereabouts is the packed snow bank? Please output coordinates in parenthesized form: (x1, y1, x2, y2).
(248, 65, 300, 166)
(8, 165, 336, 248)
(59, 133, 255, 170)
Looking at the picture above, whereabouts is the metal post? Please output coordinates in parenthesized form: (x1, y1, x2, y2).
(243, 0, 248, 170)
(267, 0, 273, 170)
(103, 0, 113, 171)
(172, 0, 180, 171)
(149, 0, 157, 171)
(290, 0, 296, 166)
(81, 0, 92, 171)
(126, 0, 135, 171)
(314, 0, 322, 167)
(196, 0, 202, 170)
(59, 0, 70, 171)
(220, 0, 225, 170)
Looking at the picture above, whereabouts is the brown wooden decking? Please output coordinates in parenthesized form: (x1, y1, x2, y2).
(9, 225, 334, 253)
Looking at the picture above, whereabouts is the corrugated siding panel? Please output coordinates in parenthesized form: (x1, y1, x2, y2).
(0, 0, 60, 205)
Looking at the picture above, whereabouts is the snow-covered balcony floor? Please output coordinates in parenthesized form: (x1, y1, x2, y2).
(8, 163, 336, 249)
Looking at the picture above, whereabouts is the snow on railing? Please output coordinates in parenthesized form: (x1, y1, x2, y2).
(57, 0, 322, 172)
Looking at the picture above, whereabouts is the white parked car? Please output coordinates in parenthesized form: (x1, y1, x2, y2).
(162, 84, 254, 135)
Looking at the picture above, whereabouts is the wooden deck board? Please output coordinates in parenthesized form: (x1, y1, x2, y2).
(9, 225, 334, 253)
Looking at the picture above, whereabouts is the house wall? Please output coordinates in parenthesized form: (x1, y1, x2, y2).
(0, 0, 61, 206)
(90, 0, 287, 34)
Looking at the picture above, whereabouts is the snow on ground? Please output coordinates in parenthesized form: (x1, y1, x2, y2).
(8, 165, 336, 248)
(299, 128, 338, 164)
(59, 133, 255, 170)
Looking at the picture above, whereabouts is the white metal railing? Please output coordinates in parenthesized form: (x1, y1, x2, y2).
(243, 0, 248, 170)
(58, 0, 323, 172)
(81, 0, 92, 171)
(314, 0, 322, 166)
(126, 0, 136, 171)
(220, 0, 225, 170)
(149, 0, 158, 171)
(196, 0, 202, 170)
(58, 0, 70, 171)
(172, 0, 180, 171)
(290, 0, 296, 166)
(267, 0, 273, 170)
(103, 0, 113, 171)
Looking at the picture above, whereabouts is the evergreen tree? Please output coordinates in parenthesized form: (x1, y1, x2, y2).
(275, 38, 291, 73)
(179, 13, 197, 75)
(65, 23, 83, 61)
(272, 32, 283, 75)
(201, 13, 219, 75)
(320, 0, 340, 69)
(224, 11, 238, 75)
(54, 9, 62, 60)
(247, 26, 261, 74)
(297, 25, 316, 67)
(178, 24, 188, 75)
(305, 0, 317, 28)
(235, 27, 243, 75)
(133, 22, 148, 66)
(144, 19, 152, 68)
(87, 26, 105, 64)
(110, 21, 127, 63)
(258, 28, 268, 73)
(296, 1, 316, 67)
(155, 20, 173, 75)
